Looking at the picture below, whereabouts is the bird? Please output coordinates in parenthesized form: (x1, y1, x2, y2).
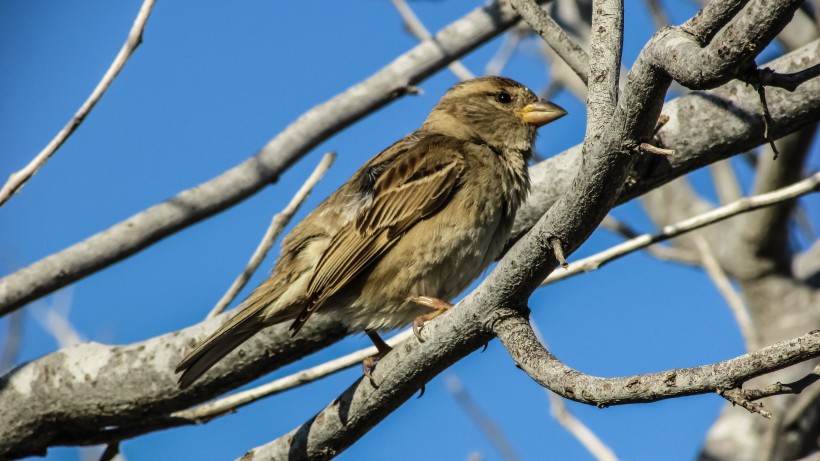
(175, 76, 566, 389)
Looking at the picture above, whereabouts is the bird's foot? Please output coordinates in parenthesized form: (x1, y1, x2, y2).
(363, 331, 393, 380)
(408, 296, 453, 341)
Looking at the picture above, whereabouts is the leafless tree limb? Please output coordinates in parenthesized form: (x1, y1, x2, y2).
(532, 321, 619, 461)
(391, 0, 475, 80)
(206, 153, 335, 319)
(710, 160, 744, 205)
(599, 215, 700, 265)
(0, 310, 24, 374)
(495, 311, 820, 408)
(0, 0, 156, 208)
(694, 236, 758, 352)
(548, 392, 619, 461)
(509, 0, 590, 83)
(542, 172, 820, 285)
(444, 374, 521, 461)
(585, 0, 623, 137)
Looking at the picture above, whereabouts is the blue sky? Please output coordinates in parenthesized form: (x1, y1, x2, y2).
(2, 1, 818, 460)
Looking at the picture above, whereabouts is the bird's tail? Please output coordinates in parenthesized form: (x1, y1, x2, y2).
(175, 298, 299, 389)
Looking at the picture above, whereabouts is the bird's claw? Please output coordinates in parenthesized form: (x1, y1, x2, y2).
(413, 315, 429, 342)
(409, 296, 454, 342)
(362, 356, 378, 380)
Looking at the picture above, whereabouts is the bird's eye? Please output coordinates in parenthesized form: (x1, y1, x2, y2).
(496, 92, 512, 104)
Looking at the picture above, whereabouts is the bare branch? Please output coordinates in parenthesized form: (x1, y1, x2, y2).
(663, 0, 804, 90)
(548, 393, 619, 461)
(741, 64, 820, 92)
(391, 0, 475, 80)
(717, 387, 772, 418)
(600, 215, 700, 265)
(585, 0, 623, 137)
(694, 236, 758, 351)
(495, 311, 820, 407)
(206, 153, 335, 319)
(0, 310, 24, 373)
(509, 0, 590, 83)
(485, 27, 523, 76)
(644, 0, 670, 30)
(0, 0, 156, 208)
(542, 172, 820, 285)
(0, 0, 543, 316)
(533, 322, 619, 461)
(709, 160, 743, 205)
(638, 142, 675, 156)
(444, 374, 521, 461)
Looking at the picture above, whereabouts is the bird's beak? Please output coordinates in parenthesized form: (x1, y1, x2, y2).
(517, 100, 567, 127)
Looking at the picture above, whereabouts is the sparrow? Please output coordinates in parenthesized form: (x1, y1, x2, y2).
(176, 76, 566, 389)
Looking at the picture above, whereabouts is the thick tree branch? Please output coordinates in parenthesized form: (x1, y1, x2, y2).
(495, 311, 820, 407)
(0, 0, 156, 208)
(514, 39, 820, 241)
(0, 0, 545, 316)
(585, 0, 623, 138)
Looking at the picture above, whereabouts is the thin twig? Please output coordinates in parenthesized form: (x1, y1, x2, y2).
(742, 64, 820, 92)
(542, 172, 820, 286)
(0, 310, 24, 373)
(753, 84, 780, 159)
(644, 0, 670, 29)
(0, 0, 156, 207)
(693, 236, 758, 351)
(709, 160, 744, 205)
(638, 142, 675, 156)
(509, 0, 590, 84)
(206, 153, 335, 319)
(31, 289, 82, 348)
(599, 215, 700, 265)
(171, 330, 414, 422)
(444, 374, 522, 461)
(548, 393, 619, 461)
(718, 387, 772, 418)
(391, 0, 475, 80)
(485, 27, 524, 76)
(532, 322, 619, 461)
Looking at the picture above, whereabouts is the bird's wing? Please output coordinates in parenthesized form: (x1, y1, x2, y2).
(289, 135, 465, 333)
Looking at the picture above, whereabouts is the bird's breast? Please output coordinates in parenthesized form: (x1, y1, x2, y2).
(346, 153, 527, 331)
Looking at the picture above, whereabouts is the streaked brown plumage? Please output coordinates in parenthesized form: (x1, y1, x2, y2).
(176, 76, 566, 389)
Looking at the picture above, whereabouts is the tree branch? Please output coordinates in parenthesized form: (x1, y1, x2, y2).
(495, 311, 820, 407)
(391, 0, 475, 80)
(0, 0, 156, 208)
(542, 172, 820, 286)
(509, 0, 590, 83)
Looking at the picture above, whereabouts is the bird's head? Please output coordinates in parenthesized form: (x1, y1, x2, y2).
(421, 76, 567, 153)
